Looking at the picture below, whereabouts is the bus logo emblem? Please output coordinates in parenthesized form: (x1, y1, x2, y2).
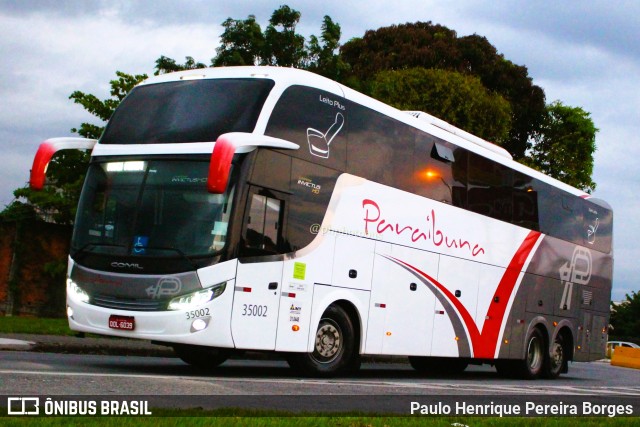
(307, 112, 344, 159)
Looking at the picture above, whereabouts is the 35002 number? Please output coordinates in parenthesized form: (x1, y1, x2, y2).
(186, 308, 210, 320)
(242, 304, 267, 317)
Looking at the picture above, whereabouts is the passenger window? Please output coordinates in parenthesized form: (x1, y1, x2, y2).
(413, 134, 466, 207)
(242, 189, 285, 255)
(467, 153, 513, 222)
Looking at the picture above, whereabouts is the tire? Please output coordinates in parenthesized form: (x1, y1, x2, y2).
(409, 356, 468, 375)
(173, 344, 230, 369)
(517, 328, 546, 379)
(543, 333, 567, 379)
(287, 305, 358, 377)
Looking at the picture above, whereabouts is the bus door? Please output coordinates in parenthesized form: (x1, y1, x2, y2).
(232, 187, 287, 350)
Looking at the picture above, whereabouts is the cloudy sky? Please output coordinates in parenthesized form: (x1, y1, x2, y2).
(0, 1, 637, 300)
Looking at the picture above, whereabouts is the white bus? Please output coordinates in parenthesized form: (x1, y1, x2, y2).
(30, 66, 613, 379)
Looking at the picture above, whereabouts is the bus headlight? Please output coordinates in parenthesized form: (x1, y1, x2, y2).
(167, 282, 226, 311)
(67, 278, 90, 304)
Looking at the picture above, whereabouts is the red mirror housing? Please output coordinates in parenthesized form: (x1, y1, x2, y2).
(30, 138, 97, 190)
(207, 132, 299, 194)
(207, 136, 236, 194)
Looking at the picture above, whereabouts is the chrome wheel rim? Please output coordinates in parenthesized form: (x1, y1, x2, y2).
(313, 319, 342, 363)
(527, 335, 543, 372)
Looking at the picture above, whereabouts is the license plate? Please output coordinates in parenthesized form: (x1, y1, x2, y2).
(108, 315, 135, 331)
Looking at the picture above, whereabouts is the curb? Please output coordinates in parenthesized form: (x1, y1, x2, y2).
(0, 338, 36, 351)
(0, 334, 174, 358)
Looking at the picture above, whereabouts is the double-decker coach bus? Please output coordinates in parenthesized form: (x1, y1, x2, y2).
(30, 66, 613, 378)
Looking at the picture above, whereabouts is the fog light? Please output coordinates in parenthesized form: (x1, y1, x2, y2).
(190, 318, 209, 332)
(67, 306, 74, 318)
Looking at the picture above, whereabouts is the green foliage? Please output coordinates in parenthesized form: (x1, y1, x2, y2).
(340, 22, 546, 159)
(610, 291, 640, 339)
(155, 56, 206, 75)
(0, 200, 37, 222)
(371, 68, 512, 142)
(0, 316, 72, 335)
(306, 16, 349, 81)
(262, 5, 306, 67)
(524, 101, 598, 193)
(213, 15, 265, 66)
(212, 6, 344, 75)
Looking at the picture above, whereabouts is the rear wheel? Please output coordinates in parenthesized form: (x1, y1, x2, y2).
(496, 328, 546, 379)
(287, 305, 358, 377)
(543, 333, 567, 379)
(173, 344, 230, 369)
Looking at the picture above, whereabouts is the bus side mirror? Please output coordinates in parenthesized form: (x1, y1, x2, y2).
(30, 138, 97, 190)
(207, 133, 300, 194)
(207, 135, 236, 194)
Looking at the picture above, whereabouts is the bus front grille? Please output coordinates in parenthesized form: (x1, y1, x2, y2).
(91, 294, 167, 311)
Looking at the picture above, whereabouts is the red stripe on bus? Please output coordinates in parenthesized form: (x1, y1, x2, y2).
(390, 230, 541, 358)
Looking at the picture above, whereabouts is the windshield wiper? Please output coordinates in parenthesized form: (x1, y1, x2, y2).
(72, 242, 127, 259)
(142, 246, 199, 269)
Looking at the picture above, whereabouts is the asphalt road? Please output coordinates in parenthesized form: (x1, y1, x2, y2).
(1, 350, 639, 414)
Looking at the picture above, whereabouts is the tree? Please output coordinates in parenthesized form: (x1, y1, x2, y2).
(340, 22, 547, 159)
(155, 56, 206, 75)
(212, 6, 314, 68)
(262, 5, 306, 67)
(370, 67, 512, 143)
(610, 291, 640, 340)
(525, 101, 597, 193)
(306, 15, 348, 80)
(212, 15, 265, 66)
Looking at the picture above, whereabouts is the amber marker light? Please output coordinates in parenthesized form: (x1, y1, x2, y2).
(455, 336, 460, 341)
(386, 332, 392, 336)
(292, 325, 300, 332)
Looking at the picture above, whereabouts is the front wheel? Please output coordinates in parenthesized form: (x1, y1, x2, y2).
(287, 305, 358, 377)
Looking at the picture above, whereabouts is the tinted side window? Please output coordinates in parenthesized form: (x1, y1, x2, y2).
(513, 172, 540, 230)
(468, 153, 513, 222)
(240, 187, 288, 257)
(347, 104, 404, 187)
(287, 158, 340, 251)
(265, 85, 346, 171)
(583, 199, 612, 253)
(413, 134, 467, 207)
(533, 180, 583, 243)
(250, 150, 291, 193)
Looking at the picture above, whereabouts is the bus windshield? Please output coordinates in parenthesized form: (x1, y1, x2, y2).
(72, 159, 235, 260)
(100, 78, 275, 145)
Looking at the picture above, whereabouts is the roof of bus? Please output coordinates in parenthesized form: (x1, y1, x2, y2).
(138, 66, 592, 199)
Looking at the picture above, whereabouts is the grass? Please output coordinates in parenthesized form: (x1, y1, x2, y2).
(0, 316, 73, 336)
(2, 411, 639, 426)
